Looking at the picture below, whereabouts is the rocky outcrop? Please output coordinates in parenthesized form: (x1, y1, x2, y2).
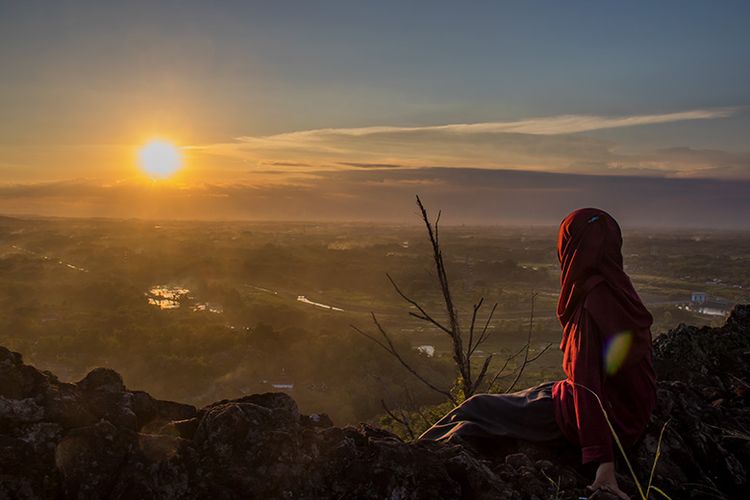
(1, 306, 749, 499)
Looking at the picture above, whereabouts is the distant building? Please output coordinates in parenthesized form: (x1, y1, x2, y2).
(271, 383, 294, 390)
(696, 301, 732, 317)
(691, 291, 707, 304)
(687, 291, 731, 317)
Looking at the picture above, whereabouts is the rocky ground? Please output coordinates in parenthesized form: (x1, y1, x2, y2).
(2, 306, 749, 499)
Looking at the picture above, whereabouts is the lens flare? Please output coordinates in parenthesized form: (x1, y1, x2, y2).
(604, 331, 633, 375)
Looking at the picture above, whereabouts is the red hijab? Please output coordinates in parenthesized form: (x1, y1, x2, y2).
(557, 208, 652, 350)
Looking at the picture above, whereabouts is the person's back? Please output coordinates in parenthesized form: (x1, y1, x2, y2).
(420, 208, 656, 499)
(553, 281, 657, 464)
(553, 208, 656, 497)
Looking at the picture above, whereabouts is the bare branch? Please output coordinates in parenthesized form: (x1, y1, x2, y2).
(416, 196, 460, 337)
(506, 292, 538, 393)
(402, 384, 432, 427)
(350, 325, 391, 352)
(351, 316, 457, 405)
(387, 273, 452, 335)
(527, 343, 553, 363)
(415, 195, 468, 395)
(370, 197, 546, 404)
(469, 302, 498, 357)
(467, 298, 484, 357)
(486, 343, 528, 390)
(434, 209, 441, 244)
(381, 399, 415, 440)
(471, 354, 494, 393)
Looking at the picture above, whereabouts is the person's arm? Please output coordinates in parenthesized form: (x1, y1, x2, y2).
(570, 312, 630, 497)
(569, 312, 614, 464)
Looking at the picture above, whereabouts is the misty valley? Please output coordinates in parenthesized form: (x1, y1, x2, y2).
(1, 215, 747, 428)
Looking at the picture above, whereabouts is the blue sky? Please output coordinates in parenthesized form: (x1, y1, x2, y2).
(1, 1, 749, 224)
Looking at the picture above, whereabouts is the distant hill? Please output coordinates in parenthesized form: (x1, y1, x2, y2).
(1, 307, 749, 499)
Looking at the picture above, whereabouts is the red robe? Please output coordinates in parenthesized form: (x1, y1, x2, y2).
(551, 209, 656, 464)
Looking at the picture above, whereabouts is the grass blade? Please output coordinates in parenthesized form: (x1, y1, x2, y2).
(646, 419, 670, 499)
(651, 485, 673, 500)
(573, 383, 647, 499)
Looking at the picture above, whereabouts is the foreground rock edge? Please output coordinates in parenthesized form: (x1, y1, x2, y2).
(1, 306, 749, 499)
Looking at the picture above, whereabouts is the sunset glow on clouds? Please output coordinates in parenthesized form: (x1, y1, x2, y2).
(1, 1, 749, 224)
(197, 108, 746, 178)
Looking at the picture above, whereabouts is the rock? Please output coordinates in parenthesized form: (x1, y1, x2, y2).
(0, 304, 749, 499)
(77, 367, 125, 394)
(504, 452, 534, 470)
(160, 416, 200, 439)
(0, 346, 48, 399)
(300, 412, 333, 428)
(0, 396, 45, 426)
(40, 381, 94, 429)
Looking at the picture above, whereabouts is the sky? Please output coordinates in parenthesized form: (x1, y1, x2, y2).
(1, 1, 749, 227)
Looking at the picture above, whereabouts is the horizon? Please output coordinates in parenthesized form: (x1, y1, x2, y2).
(2, 1, 750, 225)
(3, 210, 750, 233)
(2, 166, 749, 228)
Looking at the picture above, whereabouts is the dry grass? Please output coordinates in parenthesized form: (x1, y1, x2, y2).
(575, 383, 672, 500)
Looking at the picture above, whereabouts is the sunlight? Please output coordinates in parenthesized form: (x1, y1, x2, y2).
(138, 140, 183, 179)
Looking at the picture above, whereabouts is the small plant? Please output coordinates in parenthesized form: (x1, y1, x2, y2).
(540, 468, 562, 500)
(352, 195, 551, 437)
(576, 383, 672, 500)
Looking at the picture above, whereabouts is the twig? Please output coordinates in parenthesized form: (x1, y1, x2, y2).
(527, 342, 553, 363)
(416, 195, 467, 394)
(403, 384, 432, 427)
(467, 298, 484, 361)
(387, 273, 452, 336)
(352, 317, 457, 405)
(381, 399, 415, 440)
(471, 354, 494, 393)
(353, 197, 549, 407)
(469, 302, 498, 357)
(730, 374, 750, 389)
(506, 291, 538, 393)
(487, 343, 528, 390)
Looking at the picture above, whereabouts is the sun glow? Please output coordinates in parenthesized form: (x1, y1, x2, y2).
(138, 140, 183, 179)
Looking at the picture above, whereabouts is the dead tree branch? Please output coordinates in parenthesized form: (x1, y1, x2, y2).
(402, 384, 432, 428)
(353, 197, 551, 416)
(415, 195, 471, 397)
(381, 399, 415, 440)
(469, 302, 498, 357)
(386, 274, 452, 335)
(351, 314, 456, 405)
(505, 292, 553, 393)
(486, 343, 529, 390)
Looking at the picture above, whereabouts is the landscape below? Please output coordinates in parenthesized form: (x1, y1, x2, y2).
(3, 217, 748, 429)
(1, 306, 749, 499)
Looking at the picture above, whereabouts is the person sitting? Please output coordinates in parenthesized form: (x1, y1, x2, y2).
(418, 208, 657, 499)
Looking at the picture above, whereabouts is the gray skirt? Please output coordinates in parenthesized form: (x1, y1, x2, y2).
(417, 381, 562, 444)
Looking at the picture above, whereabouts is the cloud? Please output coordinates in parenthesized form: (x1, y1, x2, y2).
(194, 108, 747, 179)
(337, 162, 404, 169)
(2, 168, 750, 228)
(241, 108, 737, 139)
(259, 161, 314, 168)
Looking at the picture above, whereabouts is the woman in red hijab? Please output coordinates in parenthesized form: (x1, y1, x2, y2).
(420, 208, 656, 498)
(552, 208, 656, 497)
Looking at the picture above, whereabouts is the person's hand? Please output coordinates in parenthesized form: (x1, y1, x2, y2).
(587, 462, 629, 499)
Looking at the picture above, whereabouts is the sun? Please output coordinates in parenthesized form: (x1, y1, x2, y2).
(138, 140, 183, 179)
